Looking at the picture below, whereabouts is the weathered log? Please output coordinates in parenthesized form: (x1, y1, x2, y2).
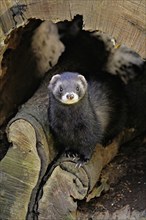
(0, 78, 54, 219)
(0, 30, 146, 220)
(0, 0, 145, 58)
(0, 1, 146, 218)
(0, 59, 139, 220)
(0, 120, 41, 220)
(36, 139, 120, 220)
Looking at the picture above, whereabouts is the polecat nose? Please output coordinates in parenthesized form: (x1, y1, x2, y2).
(66, 93, 74, 100)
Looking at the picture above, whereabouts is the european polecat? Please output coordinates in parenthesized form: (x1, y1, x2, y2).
(48, 72, 127, 164)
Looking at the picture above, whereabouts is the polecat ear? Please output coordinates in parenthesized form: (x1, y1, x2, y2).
(48, 74, 60, 89)
(78, 74, 87, 89)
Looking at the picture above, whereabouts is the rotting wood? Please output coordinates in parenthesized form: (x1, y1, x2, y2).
(1, 104, 137, 220)
(0, 18, 64, 127)
(0, 19, 43, 127)
(36, 139, 121, 220)
(0, 1, 146, 219)
(0, 57, 139, 219)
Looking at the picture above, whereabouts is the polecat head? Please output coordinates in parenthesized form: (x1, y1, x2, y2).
(48, 72, 87, 104)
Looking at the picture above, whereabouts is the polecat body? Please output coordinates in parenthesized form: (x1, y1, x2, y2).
(48, 72, 127, 162)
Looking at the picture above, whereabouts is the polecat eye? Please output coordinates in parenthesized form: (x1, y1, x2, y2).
(59, 86, 63, 92)
(76, 86, 80, 91)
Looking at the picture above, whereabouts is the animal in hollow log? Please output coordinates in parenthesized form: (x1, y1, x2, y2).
(48, 71, 127, 165)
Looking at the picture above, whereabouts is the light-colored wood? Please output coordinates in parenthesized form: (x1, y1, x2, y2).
(0, 113, 54, 220)
(0, 120, 39, 220)
(0, 0, 146, 57)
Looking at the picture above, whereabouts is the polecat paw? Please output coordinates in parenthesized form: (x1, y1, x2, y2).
(65, 150, 80, 160)
(75, 157, 88, 168)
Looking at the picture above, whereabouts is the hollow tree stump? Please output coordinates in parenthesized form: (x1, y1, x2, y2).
(0, 58, 128, 220)
(0, 7, 145, 219)
(1, 48, 142, 219)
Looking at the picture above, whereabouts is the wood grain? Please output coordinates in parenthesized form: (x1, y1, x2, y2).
(0, 0, 145, 57)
